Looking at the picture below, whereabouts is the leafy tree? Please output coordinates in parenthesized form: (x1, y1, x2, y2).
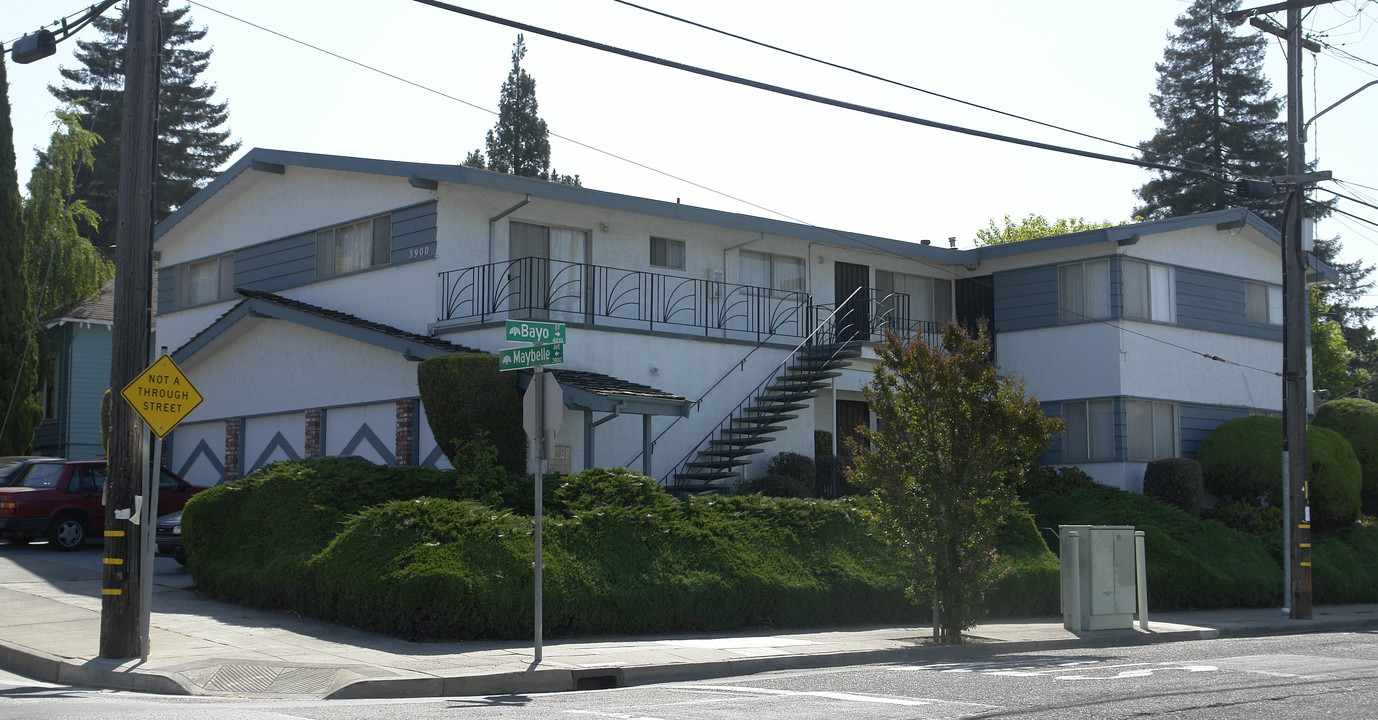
(466, 35, 580, 186)
(1312, 287, 1370, 401)
(23, 110, 113, 318)
(1311, 235, 1377, 400)
(974, 214, 1118, 246)
(1134, 0, 1292, 228)
(48, 0, 239, 255)
(0, 57, 41, 454)
(848, 324, 1061, 643)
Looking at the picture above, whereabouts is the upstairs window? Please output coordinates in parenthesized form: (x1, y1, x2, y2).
(1245, 281, 1283, 325)
(1123, 259, 1175, 323)
(173, 253, 235, 309)
(1059, 260, 1110, 323)
(876, 271, 952, 326)
(650, 237, 686, 270)
(316, 214, 391, 278)
(739, 250, 804, 293)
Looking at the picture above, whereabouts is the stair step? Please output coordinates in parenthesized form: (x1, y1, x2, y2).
(733, 414, 799, 424)
(674, 469, 738, 482)
(710, 436, 775, 448)
(786, 369, 843, 381)
(722, 425, 785, 436)
(743, 403, 809, 414)
(766, 383, 827, 395)
(757, 391, 820, 402)
(698, 447, 764, 459)
(686, 458, 751, 470)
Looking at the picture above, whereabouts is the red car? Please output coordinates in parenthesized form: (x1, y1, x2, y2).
(0, 459, 208, 551)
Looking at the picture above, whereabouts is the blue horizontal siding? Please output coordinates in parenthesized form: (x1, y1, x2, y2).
(994, 266, 1058, 332)
(156, 267, 176, 316)
(1175, 268, 1281, 342)
(235, 231, 316, 293)
(1179, 403, 1250, 458)
(390, 200, 437, 266)
(65, 326, 112, 458)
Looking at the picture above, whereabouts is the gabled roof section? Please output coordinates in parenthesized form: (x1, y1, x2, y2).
(172, 288, 482, 364)
(155, 148, 973, 264)
(43, 280, 115, 327)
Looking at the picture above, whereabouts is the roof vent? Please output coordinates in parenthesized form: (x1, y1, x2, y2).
(920, 239, 931, 246)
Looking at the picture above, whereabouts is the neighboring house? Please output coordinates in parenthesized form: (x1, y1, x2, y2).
(33, 281, 114, 459)
(151, 149, 1335, 493)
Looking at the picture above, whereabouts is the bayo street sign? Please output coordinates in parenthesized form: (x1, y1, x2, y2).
(505, 319, 565, 345)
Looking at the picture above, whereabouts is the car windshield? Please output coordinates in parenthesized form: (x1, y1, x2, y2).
(12, 463, 64, 489)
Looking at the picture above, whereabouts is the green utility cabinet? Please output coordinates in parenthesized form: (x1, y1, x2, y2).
(1060, 525, 1144, 631)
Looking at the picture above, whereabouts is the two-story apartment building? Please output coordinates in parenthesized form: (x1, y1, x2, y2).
(150, 149, 1332, 494)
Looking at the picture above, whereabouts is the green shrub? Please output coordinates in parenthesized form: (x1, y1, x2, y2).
(766, 452, 815, 483)
(1143, 458, 1204, 516)
(1019, 465, 1095, 499)
(1311, 524, 1378, 604)
(1197, 416, 1362, 530)
(1313, 398, 1378, 515)
(1204, 501, 1283, 535)
(1027, 485, 1280, 609)
(744, 474, 815, 499)
(417, 353, 526, 475)
(814, 430, 833, 457)
(985, 503, 1060, 617)
(551, 467, 676, 514)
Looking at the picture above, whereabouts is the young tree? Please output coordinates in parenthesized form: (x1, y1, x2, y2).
(0, 57, 41, 454)
(24, 110, 113, 318)
(1311, 235, 1377, 399)
(1134, 0, 1290, 228)
(466, 35, 580, 186)
(848, 325, 1061, 643)
(974, 213, 1118, 246)
(48, 1, 239, 255)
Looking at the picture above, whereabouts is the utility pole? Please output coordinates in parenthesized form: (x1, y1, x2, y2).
(101, 0, 160, 658)
(1281, 2, 1314, 622)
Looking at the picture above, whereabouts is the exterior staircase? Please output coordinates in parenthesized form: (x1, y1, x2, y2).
(669, 340, 862, 493)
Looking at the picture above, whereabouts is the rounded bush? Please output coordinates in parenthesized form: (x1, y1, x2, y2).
(1143, 458, 1204, 516)
(1018, 465, 1095, 499)
(766, 452, 816, 483)
(551, 467, 675, 514)
(1313, 398, 1378, 515)
(1204, 501, 1283, 535)
(743, 474, 814, 499)
(1197, 416, 1361, 530)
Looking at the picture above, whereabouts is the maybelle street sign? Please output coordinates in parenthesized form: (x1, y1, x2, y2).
(499, 342, 564, 370)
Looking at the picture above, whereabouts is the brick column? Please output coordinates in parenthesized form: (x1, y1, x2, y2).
(395, 399, 415, 467)
(224, 418, 241, 482)
(305, 409, 322, 459)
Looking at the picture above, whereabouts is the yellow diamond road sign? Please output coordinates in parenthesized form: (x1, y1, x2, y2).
(120, 355, 203, 438)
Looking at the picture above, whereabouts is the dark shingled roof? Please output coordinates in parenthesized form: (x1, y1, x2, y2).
(233, 288, 482, 354)
(546, 368, 686, 403)
(47, 280, 115, 324)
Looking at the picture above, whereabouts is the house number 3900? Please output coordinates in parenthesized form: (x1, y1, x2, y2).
(408, 246, 432, 259)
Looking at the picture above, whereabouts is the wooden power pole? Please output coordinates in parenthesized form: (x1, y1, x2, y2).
(101, 0, 159, 659)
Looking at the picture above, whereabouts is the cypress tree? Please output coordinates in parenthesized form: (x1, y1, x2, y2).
(467, 35, 580, 186)
(48, 1, 238, 255)
(1134, 0, 1288, 227)
(0, 55, 41, 454)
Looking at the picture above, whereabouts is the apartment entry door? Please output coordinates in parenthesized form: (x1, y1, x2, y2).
(833, 262, 870, 343)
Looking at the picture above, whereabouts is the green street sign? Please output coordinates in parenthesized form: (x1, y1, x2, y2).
(505, 319, 566, 345)
(499, 342, 564, 371)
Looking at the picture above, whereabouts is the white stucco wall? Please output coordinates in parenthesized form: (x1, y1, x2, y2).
(995, 324, 1124, 401)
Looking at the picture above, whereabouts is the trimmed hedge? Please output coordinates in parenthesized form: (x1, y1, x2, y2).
(1196, 416, 1362, 530)
(417, 353, 526, 475)
(184, 461, 1060, 639)
(1143, 458, 1204, 516)
(1313, 398, 1378, 515)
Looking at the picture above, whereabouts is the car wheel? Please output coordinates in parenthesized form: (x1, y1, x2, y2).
(47, 515, 87, 551)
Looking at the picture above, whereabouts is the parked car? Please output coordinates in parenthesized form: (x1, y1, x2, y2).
(0, 456, 52, 486)
(0, 460, 209, 551)
(155, 511, 186, 565)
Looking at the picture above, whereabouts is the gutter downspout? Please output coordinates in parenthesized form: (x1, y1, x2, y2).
(489, 195, 532, 264)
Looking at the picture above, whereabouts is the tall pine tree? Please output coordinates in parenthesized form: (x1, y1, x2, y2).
(0, 55, 42, 454)
(1134, 0, 1288, 228)
(466, 35, 579, 186)
(48, 1, 238, 255)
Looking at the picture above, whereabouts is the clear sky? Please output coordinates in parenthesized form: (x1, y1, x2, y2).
(4, 0, 1377, 300)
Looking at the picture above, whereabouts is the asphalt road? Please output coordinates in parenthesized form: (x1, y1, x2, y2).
(1, 631, 1373, 719)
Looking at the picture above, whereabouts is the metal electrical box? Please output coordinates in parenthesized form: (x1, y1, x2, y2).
(1060, 525, 1141, 631)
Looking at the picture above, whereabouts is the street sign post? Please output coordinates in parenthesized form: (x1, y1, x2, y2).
(499, 319, 567, 664)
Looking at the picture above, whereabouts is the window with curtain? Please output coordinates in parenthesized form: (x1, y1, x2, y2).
(1245, 281, 1283, 325)
(173, 253, 235, 310)
(1058, 260, 1111, 323)
(1062, 399, 1114, 462)
(650, 237, 685, 270)
(1127, 399, 1177, 460)
(315, 213, 392, 279)
(1123, 259, 1175, 323)
(739, 250, 804, 293)
(875, 271, 952, 327)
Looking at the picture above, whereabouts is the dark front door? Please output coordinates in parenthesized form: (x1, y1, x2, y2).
(836, 400, 870, 460)
(834, 262, 870, 343)
(956, 274, 995, 354)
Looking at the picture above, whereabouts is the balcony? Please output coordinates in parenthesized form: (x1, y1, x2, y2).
(437, 257, 938, 345)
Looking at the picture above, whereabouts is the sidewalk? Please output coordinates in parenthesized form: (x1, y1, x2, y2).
(2, 548, 1375, 700)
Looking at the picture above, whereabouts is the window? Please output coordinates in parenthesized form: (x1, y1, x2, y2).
(739, 250, 804, 293)
(315, 213, 392, 278)
(1123, 259, 1175, 323)
(1127, 400, 1177, 460)
(650, 237, 685, 270)
(1062, 399, 1114, 463)
(876, 271, 952, 326)
(1059, 260, 1110, 323)
(173, 253, 235, 309)
(1245, 281, 1283, 325)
